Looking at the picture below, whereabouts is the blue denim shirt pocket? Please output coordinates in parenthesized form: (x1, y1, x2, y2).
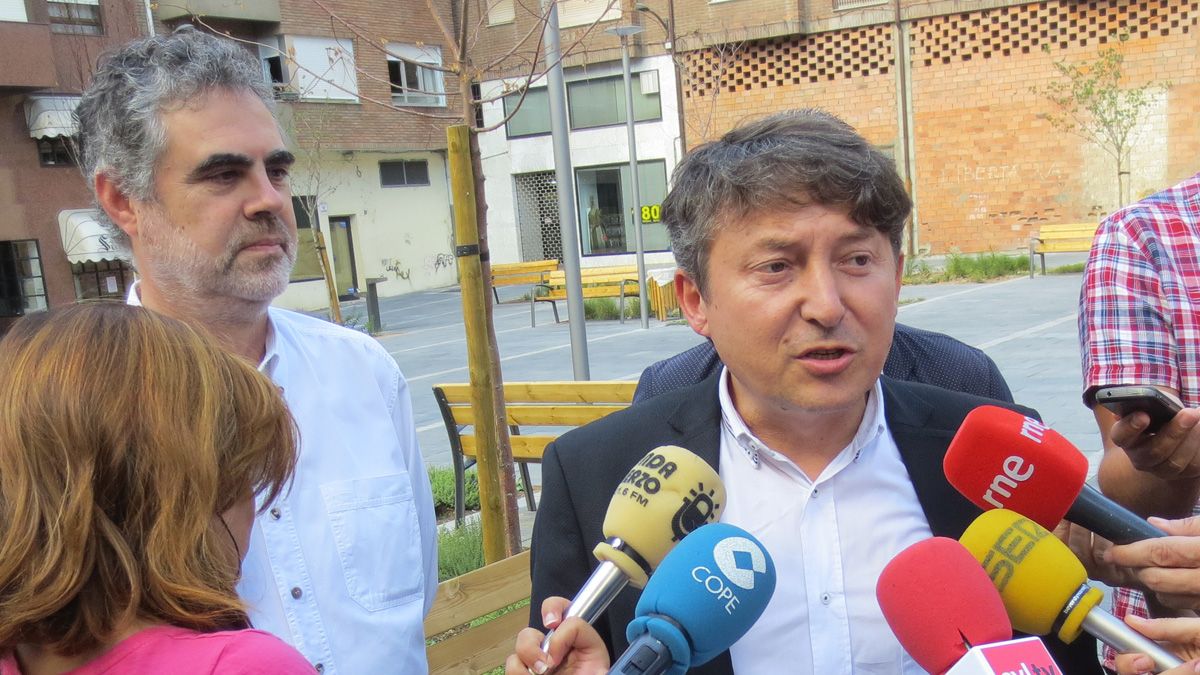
(321, 474, 424, 611)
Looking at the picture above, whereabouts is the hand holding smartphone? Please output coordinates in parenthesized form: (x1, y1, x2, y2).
(1093, 385, 1184, 434)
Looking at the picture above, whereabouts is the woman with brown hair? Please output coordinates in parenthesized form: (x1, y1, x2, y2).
(0, 304, 314, 674)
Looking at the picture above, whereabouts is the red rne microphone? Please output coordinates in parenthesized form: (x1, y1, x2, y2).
(877, 537, 1013, 674)
(945, 405, 1165, 544)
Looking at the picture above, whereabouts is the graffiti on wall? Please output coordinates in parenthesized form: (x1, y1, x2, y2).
(382, 258, 410, 280)
(425, 253, 454, 276)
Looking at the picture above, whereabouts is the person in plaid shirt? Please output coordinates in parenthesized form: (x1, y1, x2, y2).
(1077, 172, 1200, 671)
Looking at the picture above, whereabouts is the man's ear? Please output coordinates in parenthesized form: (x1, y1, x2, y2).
(94, 172, 141, 239)
(675, 269, 711, 338)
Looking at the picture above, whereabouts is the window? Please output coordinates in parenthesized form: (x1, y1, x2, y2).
(37, 137, 75, 166)
(0, 0, 28, 21)
(488, 0, 515, 25)
(289, 36, 359, 101)
(833, 0, 888, 8)
(503, 87, 551, 138)
(289, 196, 325, 282)
(557, 0, 620, 28)
(48, 0, 102, 35)
(0, 240, 47, 317)
(470, 83, 485, 128)
(72, 260, 132, 300)
(566, 74, 661, 130)
(388, 43, 446, 107)
(576, 160, 670, 256)
(379, 160, 430, 187)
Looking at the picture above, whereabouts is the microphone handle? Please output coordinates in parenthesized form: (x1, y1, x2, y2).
(541, 560, 629, 653)
(607, 633, 675, 675)
(1082, 608, 1183, 672)
(1068, 484, 1167, 545)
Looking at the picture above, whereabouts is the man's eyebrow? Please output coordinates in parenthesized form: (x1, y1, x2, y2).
(187, 153, 253, 181)
(266, 149, 296, 167)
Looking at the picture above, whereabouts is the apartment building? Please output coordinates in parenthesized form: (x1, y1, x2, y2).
(0, 0, 145, 335)
(474, 0, 684, 269)
(157, 0, 461, 310)
(476, 0, 1198, 259)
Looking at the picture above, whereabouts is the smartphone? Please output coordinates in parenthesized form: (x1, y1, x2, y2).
(1093, 385, 1184, 434)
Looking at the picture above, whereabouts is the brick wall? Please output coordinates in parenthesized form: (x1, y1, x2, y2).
(230, 0, 463, 151)
(679, 0, 1200, 253)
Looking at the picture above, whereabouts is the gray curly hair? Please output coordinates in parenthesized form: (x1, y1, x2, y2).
(663, 109, 911, 293)
(75, 25, 275, 255)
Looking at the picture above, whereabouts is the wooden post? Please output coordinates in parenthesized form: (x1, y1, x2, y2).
(447, 124, 512, 563)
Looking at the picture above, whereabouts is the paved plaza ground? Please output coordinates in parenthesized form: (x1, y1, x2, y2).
(352, 253, 1099, 484)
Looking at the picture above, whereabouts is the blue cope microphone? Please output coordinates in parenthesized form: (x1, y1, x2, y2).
(608, 523, 776, 675)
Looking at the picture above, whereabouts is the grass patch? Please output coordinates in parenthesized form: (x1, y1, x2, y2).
(903, 252, 1029, 284)
(944, 252, 1028, 281)
(429, 465, 480, 518)
(583, 297, 639, 320)
(1048, 262, 1086, 274)
(438, 520, 486, 582)
(899, 297, 924, 306)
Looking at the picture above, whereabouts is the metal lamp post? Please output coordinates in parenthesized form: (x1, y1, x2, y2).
(605, 24, 650, 329)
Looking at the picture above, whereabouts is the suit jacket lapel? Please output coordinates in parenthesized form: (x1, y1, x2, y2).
(883, 377, 981, 538)
(665, 371, 723, 472)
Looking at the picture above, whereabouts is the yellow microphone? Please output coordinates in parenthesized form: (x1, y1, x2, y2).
(960, 509, 1182, 672)
(542, 445, 724, 651)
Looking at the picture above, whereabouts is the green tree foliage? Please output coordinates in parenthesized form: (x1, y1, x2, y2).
(1033, 40, 1169, 204)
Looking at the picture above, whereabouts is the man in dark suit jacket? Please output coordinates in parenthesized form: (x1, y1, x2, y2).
(517, 110, 1101, 674)
(634, 324, 1014, 404)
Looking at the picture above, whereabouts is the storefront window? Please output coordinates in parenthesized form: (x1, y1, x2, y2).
(576, 160, 670, 256)
(72, 259, 133, 300)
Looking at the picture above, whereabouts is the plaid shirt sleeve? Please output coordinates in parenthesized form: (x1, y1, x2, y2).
(1079, 211, 1179, 405)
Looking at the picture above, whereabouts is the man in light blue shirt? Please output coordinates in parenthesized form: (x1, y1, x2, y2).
(76, 26, 438, 674)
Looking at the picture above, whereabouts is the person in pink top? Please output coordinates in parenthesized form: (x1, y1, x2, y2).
(0, 304, 314, 674)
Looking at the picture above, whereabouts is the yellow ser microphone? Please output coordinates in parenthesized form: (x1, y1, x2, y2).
(541, 445, 724, 652)
(960, 509, 1182, 673)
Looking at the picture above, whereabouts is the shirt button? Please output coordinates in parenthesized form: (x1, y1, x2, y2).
(820, 592, 831, 605)
(270, 507, 282, 520)
(811, 488, 819, 498)
(314, 664, 324, 673)
(291, 587, 303, 599)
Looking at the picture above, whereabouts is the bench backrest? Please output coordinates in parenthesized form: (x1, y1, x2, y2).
(1032, 222, 1099, 254)
(433, 381, 637, 461)
(492, 260, 560, 286)
(425, 549, 532, 674)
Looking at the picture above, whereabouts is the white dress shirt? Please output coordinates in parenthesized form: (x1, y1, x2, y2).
(129, 285, 438, 674)
(717, 368, 931, 675)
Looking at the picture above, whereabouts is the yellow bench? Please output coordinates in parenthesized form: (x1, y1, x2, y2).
(432, 381, 637, 523)
(490, 260, 559, 303)
(1028, 222, 1098, 277)
(532, 266, 641, 326)
(425, 549, 531, 675)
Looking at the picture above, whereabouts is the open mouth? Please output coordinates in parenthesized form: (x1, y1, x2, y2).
(804, 348, 848, 360)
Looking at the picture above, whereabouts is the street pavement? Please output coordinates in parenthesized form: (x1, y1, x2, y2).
(346, 255, 1096, 538)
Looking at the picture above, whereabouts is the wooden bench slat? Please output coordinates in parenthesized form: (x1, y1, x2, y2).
(461, 434, 554, 460)
(435, 381, 637, 403)
(542, 286, 639, 301)
(448, 404, 630, 427)
(494, 272, 555, 285)
(424, 550, 531, 636)
(427, 609, 530, 674)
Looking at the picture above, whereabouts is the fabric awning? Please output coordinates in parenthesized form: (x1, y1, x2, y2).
(58, 209, 122, 264)
(26, 96, 81, 139)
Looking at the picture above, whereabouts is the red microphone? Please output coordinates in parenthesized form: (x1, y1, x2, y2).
(944, 405, 1165, 544)
(877, 537, 1013, 674)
